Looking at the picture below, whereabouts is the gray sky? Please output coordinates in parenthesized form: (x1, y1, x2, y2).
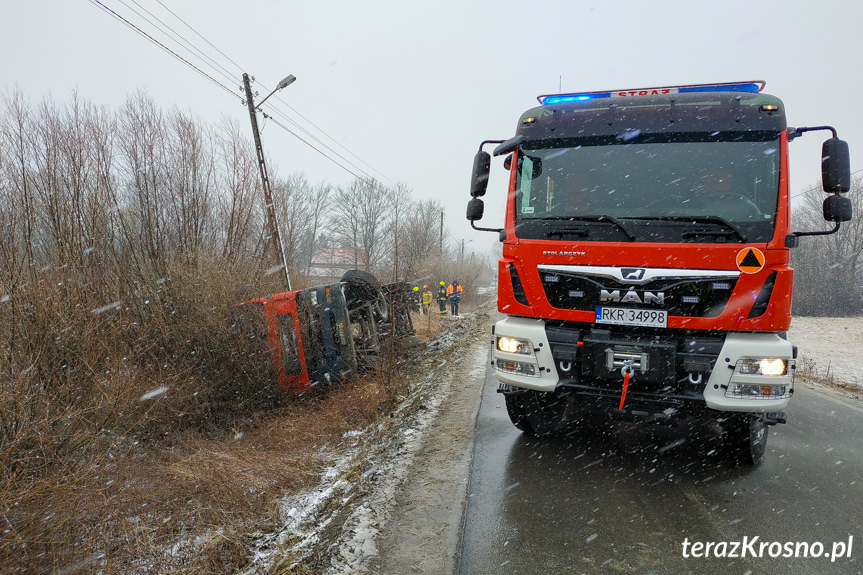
(3, 0, 862, 256)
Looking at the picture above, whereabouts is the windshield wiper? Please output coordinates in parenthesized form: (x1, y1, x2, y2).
(541, 215, 637, 241)
(625, 216, 747, 243)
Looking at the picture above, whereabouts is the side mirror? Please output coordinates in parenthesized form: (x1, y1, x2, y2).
(470, 151, 491, 197)
(822, 138, 851, 193)
(466, 197, 484, 221)
(823, 194, 852, 222)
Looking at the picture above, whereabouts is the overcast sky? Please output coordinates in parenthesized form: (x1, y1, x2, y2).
(3, 1, 862, 256)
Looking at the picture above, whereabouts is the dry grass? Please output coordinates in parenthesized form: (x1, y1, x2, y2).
(411, 309, 454, 342)
(0, 90, 463, 573)
(1, 368, 416, 574)
(0, 264, 451, 573)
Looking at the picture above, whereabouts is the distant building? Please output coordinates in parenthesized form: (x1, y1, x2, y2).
(308, 247, 367, 282)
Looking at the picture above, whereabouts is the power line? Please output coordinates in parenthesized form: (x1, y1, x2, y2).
(262, 113, 363, 180)
(270, 94, 397, 186)
(791, 168, 863, 199)
(153, 0, 245, 75)
(260, 102, 378, 181)
(87, 0, 240, 102)
(121, 0, 239, 85)
(88, 0, 395, 186)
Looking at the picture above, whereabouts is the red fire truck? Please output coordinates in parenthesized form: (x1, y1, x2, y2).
(467, 81, 852, 464)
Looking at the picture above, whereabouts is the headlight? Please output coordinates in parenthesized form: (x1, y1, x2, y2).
(496, 336, 533, 355)
(736, 358, 787, 376)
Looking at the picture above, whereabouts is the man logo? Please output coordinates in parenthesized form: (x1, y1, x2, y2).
(622, 268, 646, 281)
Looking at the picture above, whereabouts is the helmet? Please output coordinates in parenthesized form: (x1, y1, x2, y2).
(423, 285, 428, 289)
(413, 286, 419, 291)
(440, 281, 445, 286)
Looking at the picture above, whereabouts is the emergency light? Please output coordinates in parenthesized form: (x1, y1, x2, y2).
(538, 80, 766, 105)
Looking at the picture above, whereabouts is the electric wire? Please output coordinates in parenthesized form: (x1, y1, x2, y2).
(88, 0, 396, 186)
(262, 113, 363, 180)
(153, 0, 245, 75)
(122, 0, 239, 85)
(260, 103, 378, 182)
(87, 0, 240, 102)
(790, 168, 863, 199)
(270, 94, 397, 186)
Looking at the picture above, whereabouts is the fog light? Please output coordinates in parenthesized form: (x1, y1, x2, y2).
(737, 358, 787, 376)
(495, 358, 537, 377)
(497, 336, 533, 355)
(727, 384, 787, 399)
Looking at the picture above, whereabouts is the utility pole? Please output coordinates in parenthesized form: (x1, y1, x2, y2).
(243, 72, 291, 290)
(439, 210, 444, 255)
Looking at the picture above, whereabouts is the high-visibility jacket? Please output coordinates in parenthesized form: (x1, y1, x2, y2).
(446, 283, 463, 297)
(438, 285, 448, 302)
(422, 290, 434, 305)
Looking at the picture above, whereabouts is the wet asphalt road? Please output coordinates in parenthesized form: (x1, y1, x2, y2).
(458, 364, 863, 575)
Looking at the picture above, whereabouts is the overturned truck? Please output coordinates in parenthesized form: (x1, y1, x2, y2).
(235, 270, 414, 392)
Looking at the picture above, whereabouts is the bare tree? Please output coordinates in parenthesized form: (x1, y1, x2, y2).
(396, 197, 446, 281)
(271, 172, 313, 275)
(302, 182, 332, 276)
(117, 91, 169, 268)
(215, 119, 262, 262)
(329, 177, 392, 271)
(790, 176, 863, 316)
(165, 109, 216, 258)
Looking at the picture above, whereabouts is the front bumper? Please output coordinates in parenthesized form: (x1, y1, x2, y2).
(491, 316, 794, 414)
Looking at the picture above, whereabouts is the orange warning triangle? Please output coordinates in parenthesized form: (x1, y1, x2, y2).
(736, 248, 765, 274)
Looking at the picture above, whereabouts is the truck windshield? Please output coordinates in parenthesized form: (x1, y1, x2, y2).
(514, 131, 781, 243)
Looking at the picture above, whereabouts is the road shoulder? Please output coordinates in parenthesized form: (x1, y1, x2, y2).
(371, 329, 489, 574)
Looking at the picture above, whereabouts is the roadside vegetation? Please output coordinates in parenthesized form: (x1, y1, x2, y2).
(790, 175, 863, 316)
(0, 90, 493, 573)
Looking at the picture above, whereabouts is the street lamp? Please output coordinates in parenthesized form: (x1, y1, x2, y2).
(460, 238, 474, 265)
(256, 74, 297, 109)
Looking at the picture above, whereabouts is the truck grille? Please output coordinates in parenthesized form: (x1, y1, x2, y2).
(540, 272, 738, 318)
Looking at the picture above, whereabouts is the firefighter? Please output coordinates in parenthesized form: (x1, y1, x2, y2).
(447, 280, 464, 316)
(438, 281, 448, 314)
(421, 284, 433, 315)
(408, 285, 421, 313)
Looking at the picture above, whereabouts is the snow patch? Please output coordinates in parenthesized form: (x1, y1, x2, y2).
(138, 386, 168, 401)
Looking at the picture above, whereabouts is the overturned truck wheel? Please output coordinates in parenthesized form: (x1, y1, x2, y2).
(341, 269, 388, 321)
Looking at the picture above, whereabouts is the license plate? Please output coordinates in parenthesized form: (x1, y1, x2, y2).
(595, 307, 668, 328)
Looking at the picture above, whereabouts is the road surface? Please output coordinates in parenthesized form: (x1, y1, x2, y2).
(458, 360, 863, 574)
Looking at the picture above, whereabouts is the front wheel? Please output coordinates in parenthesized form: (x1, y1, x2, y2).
(504, 390, 567, 436)
(719, 413, 768, 466)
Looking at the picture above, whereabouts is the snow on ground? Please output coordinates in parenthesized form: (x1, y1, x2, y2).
(239, 312, 485, 574)
(787, 316, 863, 389)
(237, 313, 859, 573)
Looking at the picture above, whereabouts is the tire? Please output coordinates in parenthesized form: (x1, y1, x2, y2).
(341, 269, 389, 321)
(504, 392, 533, 433)
(719, 413, 768, 466)
(505, 390, 567, 436)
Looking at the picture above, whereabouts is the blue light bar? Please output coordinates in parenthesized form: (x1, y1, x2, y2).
(541, 92, 612, 105)
(538, 81, 766, 105)
(678, 82, 762, 94)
